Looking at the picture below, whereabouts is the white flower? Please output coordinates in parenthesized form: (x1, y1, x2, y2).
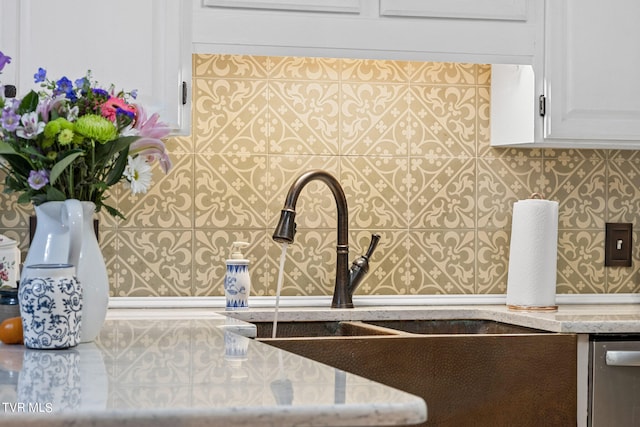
(16, 112, 44, 140)
(123, 155, 152, 194)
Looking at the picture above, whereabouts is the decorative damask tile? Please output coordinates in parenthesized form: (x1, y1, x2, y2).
(112, 230, 193, 297)
(272, 228, 336, 296)
(556, 230, 605, 294)
(117, 151, 192, 229)
(606, 229, 640, 293)
(409, 62, 477, 84)
(477, 157, 543, 229)
(193, 54, 270, 79)
(353, 230, 408, 295)
(270, 56, 340, 81)
(341, 59, 409, 83)
(475, 85, 492, 156)
(340, 82, 410, 156)
(193, 229, 268, 297)
(269, 81, 339, 155)
(409, 85, 477, 157)
(607, 156, 640, 224)
(542, 154, 606, 229)
(407, 230, 475, 295)
(341, 156, 409, 229)
(267, 155, 339, 229)
(193, 78, 268, 155)
(409, 157, 476, 229)
(477, 230, 510, 294)
(194, 154, 268, 229)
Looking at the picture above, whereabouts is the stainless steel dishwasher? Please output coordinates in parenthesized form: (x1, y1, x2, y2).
(589, 337, 640, 427)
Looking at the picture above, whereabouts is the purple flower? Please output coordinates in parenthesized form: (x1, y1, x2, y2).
(16, 112, 44, 140)
(34, 67, 47, 83)
(27, 170, 49, 190)
(0, 108, 20, 132)
(130, 89, 138, 99)
(92, 88, 109, 97)
(75, 77, 88, 88)
(0, 52, 10, 73)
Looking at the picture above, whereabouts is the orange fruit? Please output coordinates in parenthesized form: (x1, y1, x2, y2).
(0, 316, 23, 345)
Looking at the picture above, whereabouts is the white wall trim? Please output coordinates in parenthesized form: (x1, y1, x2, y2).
(108, 293, 640, 309)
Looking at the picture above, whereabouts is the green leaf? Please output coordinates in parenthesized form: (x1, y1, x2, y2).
(102, 203, 125, 220)
(49, 151, 84, 185)
(105, 146, 130, 186)
(94, 136, 138, 162)
(18, 90, 39, 114)
(46, 186, 66, 201)
(17, 192, 32, 204)
(0, 141, 34, 176)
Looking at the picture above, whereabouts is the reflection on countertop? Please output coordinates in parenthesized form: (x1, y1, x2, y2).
(0, 311, 426, 427)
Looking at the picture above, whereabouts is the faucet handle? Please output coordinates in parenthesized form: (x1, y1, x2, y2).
(364, 233, 381, 260)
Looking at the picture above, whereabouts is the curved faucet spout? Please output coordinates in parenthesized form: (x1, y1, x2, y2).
(272, 170, 353, 308)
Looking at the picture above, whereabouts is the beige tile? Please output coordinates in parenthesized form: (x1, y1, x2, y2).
(193, 229, 267, 297)
(409, 157, 476, 229)
(542, 154, 606, 229)
(556, 230, 605, 294)
(192, 77, 269, 155)
(350, 230, 408, 296)
(118, 151, 193, 229)
(408, 62, 477, 84)
(267, 155, 339, 229)
(341, 82, 410, 156)
(477, 157, 543, 229)
(194, 154, 268, 229)
(477, 230, 510, 294)
(407, 230, 475, 295)
(270, 56, 340, 81)
(269, 80, 340, 155)
(112, 230, 193, 297)
(409, 85, 477, 157)
(193, 54, 270, 79)
(607, 156, 640, 224)
(341, 59, 409, 83)
(341, 156, 409, 229)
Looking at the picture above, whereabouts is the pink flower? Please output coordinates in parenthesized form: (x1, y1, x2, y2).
(133, 103, 170, 139)
(129, 137, 172, 174)
(101, 96, 136, 122)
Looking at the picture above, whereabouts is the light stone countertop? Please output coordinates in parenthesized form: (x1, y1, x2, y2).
(0, 309, 427, 427)
(219, 304, 640, 334)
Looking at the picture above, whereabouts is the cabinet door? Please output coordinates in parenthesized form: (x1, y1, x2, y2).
(544, 0, 640, 141)
(3, 0, 191, 135)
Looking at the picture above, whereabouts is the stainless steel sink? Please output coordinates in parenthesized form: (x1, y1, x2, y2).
(253, 321, 399, 339)
(364, 319, 547, 335)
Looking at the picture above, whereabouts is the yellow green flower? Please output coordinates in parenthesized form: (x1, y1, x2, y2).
(58, 128, 74, 145)
(74, 114, 117, 143)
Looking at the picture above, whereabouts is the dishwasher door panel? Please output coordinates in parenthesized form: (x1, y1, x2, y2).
(590, 340, 640, 427)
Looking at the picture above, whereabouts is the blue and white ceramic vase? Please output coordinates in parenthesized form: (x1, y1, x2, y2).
(19, 264, 83, 349)
(224, 262, 250, 310)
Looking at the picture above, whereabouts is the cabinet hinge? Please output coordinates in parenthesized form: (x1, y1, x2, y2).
(182, 81, 187, 105)
(539, 95, 546, 117)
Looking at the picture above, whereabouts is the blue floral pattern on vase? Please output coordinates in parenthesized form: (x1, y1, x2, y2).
(19, 264, 82, 349)
(224, 263, 249, 310)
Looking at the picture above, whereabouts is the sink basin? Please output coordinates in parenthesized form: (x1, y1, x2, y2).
(258, 332, 576, 426)
(253, 321, 399, 339)
(364, 319, 547, 335)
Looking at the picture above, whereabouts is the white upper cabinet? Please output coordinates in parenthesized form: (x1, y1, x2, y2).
(544, 0, 640, 143)
(1, 0, 192, 136)
(492, 0, 640, 148)
(194, 0, 541, 65)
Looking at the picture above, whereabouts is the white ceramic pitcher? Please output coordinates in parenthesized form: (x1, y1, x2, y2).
(22, 199, 108, 343)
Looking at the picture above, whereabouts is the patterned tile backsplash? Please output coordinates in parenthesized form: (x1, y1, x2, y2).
(1, 54, 638, 297)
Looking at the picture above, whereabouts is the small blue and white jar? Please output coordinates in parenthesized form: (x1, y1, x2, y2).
(19, 264, 83, 349)
(224, 261, 250, 310)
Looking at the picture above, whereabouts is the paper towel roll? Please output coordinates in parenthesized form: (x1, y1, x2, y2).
(506, 198, 559, 311)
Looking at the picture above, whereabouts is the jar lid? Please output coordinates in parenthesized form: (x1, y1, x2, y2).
(0, 287, 18, 305)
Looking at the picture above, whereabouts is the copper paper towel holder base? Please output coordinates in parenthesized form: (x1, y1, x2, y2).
(507, 304, 558, 312)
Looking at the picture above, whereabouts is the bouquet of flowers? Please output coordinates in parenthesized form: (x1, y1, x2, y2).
(0, 51, 172, 219)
